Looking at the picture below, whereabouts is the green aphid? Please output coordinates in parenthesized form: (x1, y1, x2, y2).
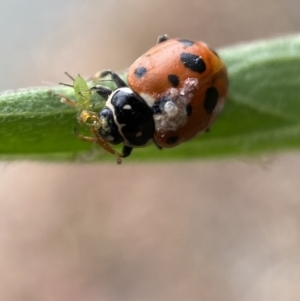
(59, 72, 91, 110)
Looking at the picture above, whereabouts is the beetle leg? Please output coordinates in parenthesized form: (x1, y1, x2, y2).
(99, 70, 127, 88)
(122, 145, 133, 158)
(89, 86, 112, 100)
(157, 34, 169, 44)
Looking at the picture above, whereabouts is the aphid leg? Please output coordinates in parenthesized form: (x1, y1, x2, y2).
(157, 34, 169, 44)
(73, 128, 94, 143)
(74, 128, 123, 164)
(76, 110, 123, 164)
(90, 127, 123, 164)
(56, 72, 80, 107)
(63, 71, 76, 82)
(99, 70, 127, 88)
(58, 72, 76, 91)
(55, 93, 77, 107)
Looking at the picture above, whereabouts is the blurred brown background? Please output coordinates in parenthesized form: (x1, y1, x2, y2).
(0, 0, 300, 300)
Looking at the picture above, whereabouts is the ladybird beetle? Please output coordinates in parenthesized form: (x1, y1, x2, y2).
(60, 35, 228, 164)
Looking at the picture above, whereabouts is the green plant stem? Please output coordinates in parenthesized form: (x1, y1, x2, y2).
(0, 34, 300, 162)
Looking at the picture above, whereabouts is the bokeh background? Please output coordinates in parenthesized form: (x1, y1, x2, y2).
(1, 0, 300, 300)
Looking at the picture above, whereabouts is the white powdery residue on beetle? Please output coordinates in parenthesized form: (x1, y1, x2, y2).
(153, 78, 199, 132)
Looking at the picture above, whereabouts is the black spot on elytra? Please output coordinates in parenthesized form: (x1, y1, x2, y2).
(186, 104, 193, 116)
(167, 135, 179, 145)
(168, 74, 180, 87)
(209, 47, 220, 58)
(180, 52, 206, 73)
(134, 66, 147, 78)
(177, 39, 195, 47)
(204, 87, 219, 114)
(152, 96, 169, 114)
